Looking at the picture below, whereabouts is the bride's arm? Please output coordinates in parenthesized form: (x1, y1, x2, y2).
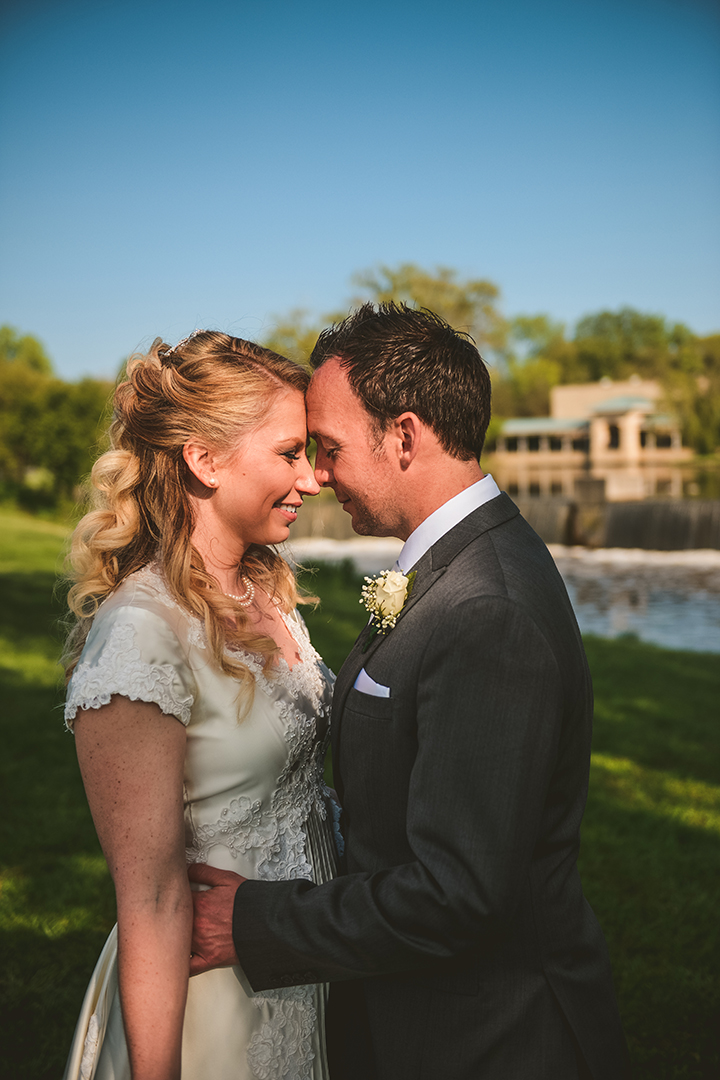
(74, 696, 190, 1080)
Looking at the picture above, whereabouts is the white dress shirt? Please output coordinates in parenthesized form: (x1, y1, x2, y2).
(395, 473, 501, 573)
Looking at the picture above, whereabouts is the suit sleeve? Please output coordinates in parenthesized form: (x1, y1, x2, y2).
(232, 595, 566, 990)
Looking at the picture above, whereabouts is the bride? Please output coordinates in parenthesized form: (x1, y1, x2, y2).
(62, 331, 337, 1080)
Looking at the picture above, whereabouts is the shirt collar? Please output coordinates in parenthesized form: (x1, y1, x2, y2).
(396, 474, 501, 574)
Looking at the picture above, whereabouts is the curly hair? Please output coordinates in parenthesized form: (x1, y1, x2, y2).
(64, 331, 311, 703)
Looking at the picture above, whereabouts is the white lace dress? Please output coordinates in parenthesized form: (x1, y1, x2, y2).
(62, 565, 338, 1080)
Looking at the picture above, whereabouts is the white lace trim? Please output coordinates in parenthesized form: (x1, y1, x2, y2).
(247, 985, 317, 1080)
(275, 609, 327, 704)
(79, 1014, 100, 1080)
(328, 791, 344, 858)
(64, 622, 194, 727)
(186, 603, 332, 873)
(185, 681, 331, 877)
(181, 608, 330, 1080)
(189, 796, 269, 860)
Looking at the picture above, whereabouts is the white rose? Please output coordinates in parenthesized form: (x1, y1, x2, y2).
(374, 571, 409, 618)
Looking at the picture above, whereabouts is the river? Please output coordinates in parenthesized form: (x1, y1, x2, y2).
(286, 538, 720, 655)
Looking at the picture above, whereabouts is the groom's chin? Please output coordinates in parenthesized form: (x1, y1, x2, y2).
(350, 515, 395, 539)
(340, 497, 396, 538)
(351, 520, 376, 536)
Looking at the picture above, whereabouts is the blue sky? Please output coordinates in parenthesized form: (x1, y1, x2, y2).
(1, 0, 718, 380)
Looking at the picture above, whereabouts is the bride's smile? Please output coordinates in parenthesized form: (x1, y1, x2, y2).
(185, 388, 320, 569)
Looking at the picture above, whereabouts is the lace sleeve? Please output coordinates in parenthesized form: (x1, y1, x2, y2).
(65, 605, 196, 730)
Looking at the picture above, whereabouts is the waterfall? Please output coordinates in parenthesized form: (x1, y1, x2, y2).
(292, 493, 720, 550)
(604, 500, 720, 550)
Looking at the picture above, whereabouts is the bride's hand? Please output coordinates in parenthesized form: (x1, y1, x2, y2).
(188, 864, 245, 976)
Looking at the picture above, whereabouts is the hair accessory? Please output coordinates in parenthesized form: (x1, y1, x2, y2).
(165, 329, 204, 357)
(225, 576, 255, 607)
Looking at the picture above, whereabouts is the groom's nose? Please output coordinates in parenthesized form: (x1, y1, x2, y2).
(314, 463, 332, 486)
(313, 450, 333, 486)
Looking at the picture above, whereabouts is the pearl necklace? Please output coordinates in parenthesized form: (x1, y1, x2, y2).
(224, 575, 255, 607)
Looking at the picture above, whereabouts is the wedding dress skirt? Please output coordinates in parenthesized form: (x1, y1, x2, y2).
(62, 565, 337, 1080)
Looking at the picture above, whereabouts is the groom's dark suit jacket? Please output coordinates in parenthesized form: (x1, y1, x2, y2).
(233, 494, 629, 1079)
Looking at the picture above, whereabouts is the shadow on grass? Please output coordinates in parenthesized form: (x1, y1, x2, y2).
(0, 570, 69, 667)
(0, 927, 112, 1080)
(580, 762, 720, 1079)
(584, 635, 720, 787)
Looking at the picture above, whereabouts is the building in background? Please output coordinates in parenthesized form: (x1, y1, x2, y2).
(492, 377, 692, 501)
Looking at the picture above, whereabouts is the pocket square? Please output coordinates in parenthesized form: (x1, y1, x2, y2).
(353, 668, 391, 698)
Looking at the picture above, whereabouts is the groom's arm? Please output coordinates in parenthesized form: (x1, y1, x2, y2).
(218, 592, 578, 991)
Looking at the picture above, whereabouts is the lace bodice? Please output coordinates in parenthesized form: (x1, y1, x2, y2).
(64, 564, 337, 1080)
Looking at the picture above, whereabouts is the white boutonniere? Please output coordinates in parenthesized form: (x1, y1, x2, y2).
(359, 569, 417, 651)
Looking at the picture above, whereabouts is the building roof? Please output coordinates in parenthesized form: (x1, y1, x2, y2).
(550, 378, 660, 419)
(590, 395, 654, 415)
(643, 413, 676, 430)
(500, 417, 589, 437)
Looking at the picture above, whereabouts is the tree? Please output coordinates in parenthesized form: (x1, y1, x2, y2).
(260, 310, 327, 369)
(37, 378, 113, 498)
(0, 359, 50, 485)
(572, 308, 695, 383)
(260, 263, 508, 369)
(0, 325, 113, 505)
(0, 324, 53, 374)
(663, 334, 720, 456)
(491, 314, 573, 418)
(262, 285, 720, 454)
(352, 263, 507, 353)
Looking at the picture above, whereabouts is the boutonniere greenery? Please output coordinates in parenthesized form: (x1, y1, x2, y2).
(360, 569, 417, 651)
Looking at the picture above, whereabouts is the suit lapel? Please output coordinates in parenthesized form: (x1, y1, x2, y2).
(426, 491, 519, 571)
(333, 550, 441, 712)
(331, 492, 520, 791)
(330, 553, 435, 796)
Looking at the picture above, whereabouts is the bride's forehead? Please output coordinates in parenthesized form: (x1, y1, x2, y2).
(255, 389, 306, 426)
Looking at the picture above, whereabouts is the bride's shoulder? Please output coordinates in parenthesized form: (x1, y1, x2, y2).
(94, 562, 194, 641)
(76, 562, 202, 674)
(99, 562, 170, 613)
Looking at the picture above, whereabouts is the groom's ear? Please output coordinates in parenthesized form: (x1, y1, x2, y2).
(391, 413, 423, 471)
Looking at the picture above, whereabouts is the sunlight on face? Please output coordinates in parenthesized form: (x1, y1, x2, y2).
(306, 360, 399, 537)
(211, 389, 319, 551)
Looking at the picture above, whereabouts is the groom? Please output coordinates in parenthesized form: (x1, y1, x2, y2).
(190, 303, 629, 1078)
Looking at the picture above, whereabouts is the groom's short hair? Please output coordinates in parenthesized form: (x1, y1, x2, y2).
(309, 302, 491, 461)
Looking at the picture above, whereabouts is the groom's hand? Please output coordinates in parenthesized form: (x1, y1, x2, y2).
(188, 863, 245, 976)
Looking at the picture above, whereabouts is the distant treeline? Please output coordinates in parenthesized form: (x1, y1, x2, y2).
(0, 326, 112, 512)
(262, 264, 720, 457)
(2, 264, 719, 511)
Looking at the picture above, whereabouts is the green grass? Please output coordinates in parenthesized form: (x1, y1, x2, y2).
(578, 636, 720, 1077)
(1, 513, 718, 1078)
(0, 511, 116, 1080)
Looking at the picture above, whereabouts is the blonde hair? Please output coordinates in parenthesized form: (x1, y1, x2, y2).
(65, 331, 311, 700)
